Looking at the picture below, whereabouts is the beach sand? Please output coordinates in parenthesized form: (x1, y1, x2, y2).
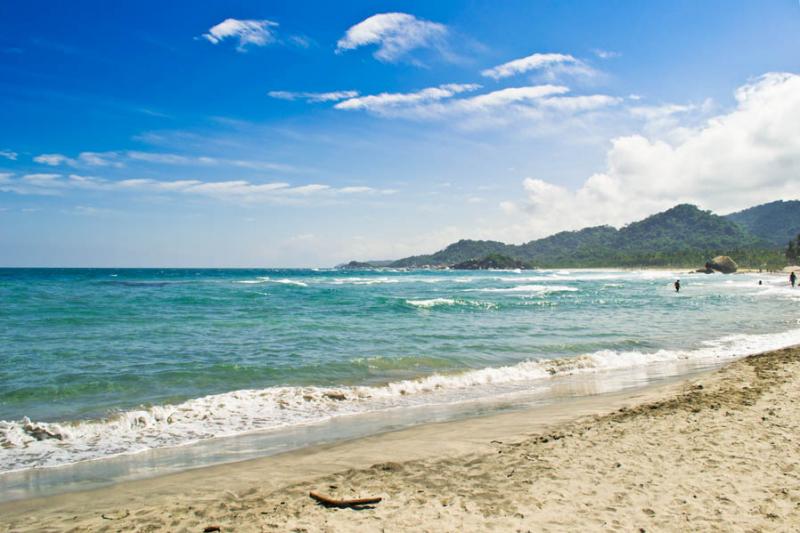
(2, 346, 800, 532)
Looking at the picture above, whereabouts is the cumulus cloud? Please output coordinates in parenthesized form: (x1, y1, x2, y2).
(481, 52, 596, 81)
(268, 90, 359, 103)
(499, 72, 800, 240)
(0, 150, 17, 160)
(202, 18, 278, 51)
(336, 12, 447, 62)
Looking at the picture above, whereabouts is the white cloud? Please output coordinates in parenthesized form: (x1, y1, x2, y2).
(0, 171, 397, 203)
(127, 151, 213, 165)
(288, 35, 312, 48)
(202, 18, 278, 52)
(481, 52, 596, 81)
(334, 83, 480, 113)
(336, 12, 447, 62)
(339, 186, 374, 194)
(499, 72, 800, 240)
(67, 174, 107, 188)
(33, 150, 292, 172)
(33, 152, 122, 167)
(538, 94, 622, 112)
(34, 153, 72, 166)
(456, 85, 569, 111)
(117, 179, 395, 201)
(333, 83, 620, 129)
(282, 184, 330, 195)
(629, 103, 695, 120)
(629, 100, 717, 143)
(126, 151, 293, 172)
(0, 173, 66, 195)
(22, 173, 62, 184)
(0, 150, 17, 160)
(268, 90, 359, 103)
(592, 49, 620, 59)
(69, 205, 115, 216)
(77, 151, 122, 167)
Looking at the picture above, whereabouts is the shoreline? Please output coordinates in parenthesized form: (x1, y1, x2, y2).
(0, 364, 711, 502)
(4, 345, 800, 530)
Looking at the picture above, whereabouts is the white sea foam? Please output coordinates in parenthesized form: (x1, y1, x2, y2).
(465, 284, 578, 294)
(4, 327, 800, 473)
(235, 276, 271, 284)
(405, 298, 497, 309)
(236, 277, 308, 287)
(272, 279, 308, 287)
(329, 277, 401, 285)
(406, 298, 458, 308)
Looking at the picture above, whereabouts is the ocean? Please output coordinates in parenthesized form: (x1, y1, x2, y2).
(1, 267, 799, 500)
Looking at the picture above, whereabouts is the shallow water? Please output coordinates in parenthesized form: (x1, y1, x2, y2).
(1, 267, 798, 497)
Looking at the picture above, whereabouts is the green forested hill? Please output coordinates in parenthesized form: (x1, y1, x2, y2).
(725, 200, 800, 246)
(510, 226, 620, 266)
(385, 203, 787, 269)
(391, 239, 509, 268)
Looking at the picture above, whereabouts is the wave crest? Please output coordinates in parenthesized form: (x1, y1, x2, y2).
(3, 327, 800, 472)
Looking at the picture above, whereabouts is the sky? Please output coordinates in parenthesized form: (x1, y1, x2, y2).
(1, 0, 799, 267)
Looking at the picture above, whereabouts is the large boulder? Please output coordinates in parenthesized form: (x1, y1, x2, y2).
(707, 255, 738, 274)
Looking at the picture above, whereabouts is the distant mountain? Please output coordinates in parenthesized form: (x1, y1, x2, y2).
(510, 225, 621, 265)
(381, 203, 785, 269)
(391, 239, 509, 268)
(616, 203, 762, 252)
(725, 200, 800, 246)
(337, 261, 377, 270)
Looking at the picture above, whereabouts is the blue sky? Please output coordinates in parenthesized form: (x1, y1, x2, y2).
(1, 1, 799, 266)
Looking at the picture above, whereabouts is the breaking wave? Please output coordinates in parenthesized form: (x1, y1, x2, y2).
(3, 327, 800, 473)
(405, 298, 497, 309)
(464, 284, 578, 294)
(235, 277, 308, 287)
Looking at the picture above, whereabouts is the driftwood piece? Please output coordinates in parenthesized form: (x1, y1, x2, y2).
(203, 526, 221, 533)
(309, 491, 382, 508)
(100, 510, 130, 520)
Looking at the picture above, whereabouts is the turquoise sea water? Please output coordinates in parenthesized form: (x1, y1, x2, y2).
(1, 267, 799, 486)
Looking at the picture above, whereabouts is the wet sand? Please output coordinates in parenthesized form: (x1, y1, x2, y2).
(2, 346, 800, 532)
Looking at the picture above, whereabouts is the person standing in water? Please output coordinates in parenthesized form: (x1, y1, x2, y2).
(791, 271, 797, 288)
(674, 279, 681, 292)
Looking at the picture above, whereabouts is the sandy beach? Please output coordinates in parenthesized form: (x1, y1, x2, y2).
(0, 345, 798, 532)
